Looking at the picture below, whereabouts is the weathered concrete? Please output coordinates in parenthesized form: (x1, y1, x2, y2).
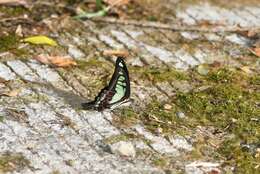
(0, 0, 259, 173)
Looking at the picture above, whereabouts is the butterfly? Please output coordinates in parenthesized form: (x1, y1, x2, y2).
(82, 57, 131, 111)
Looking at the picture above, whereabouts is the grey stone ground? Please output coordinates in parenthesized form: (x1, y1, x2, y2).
(0, 0, 259, 174)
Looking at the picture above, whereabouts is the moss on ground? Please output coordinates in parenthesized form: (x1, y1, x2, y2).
(76, 59, 259, 173)
(0, 6, 28, 17)
(75, 59, 259, 172)
(130, 66, 189, 82)
(117, 66, 260, 172)
(74, 59, 113, 98)
(140, 100, 184, 134)
(113, 107, 139, 127)
(0, 152, 30, 173)
(76, 59, 113, 71)
(152, 155, 170, 168)
(250, 75, 260, 86)
(103, 133, 139, 144)
(0, 116, 4, 122)
(0, 34, 29, 57)
(77, 58, 189, 83)
(176, 68, 259, 172)
(0, 34, 19, 52)
(76, 59, 189, 94)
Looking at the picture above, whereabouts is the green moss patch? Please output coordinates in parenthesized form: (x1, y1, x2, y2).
(74, 58, 113, 98)
(152, 155, 170, 168)
(0, 116, 4, 122)
(76, 59, 113, 71)
(76, 59, 189, 94)
(0, 34, 28, 57)
(139, 100, 183, 134)
(0, 34, 19, 52)
(113, 107, 139, 127)
(0, 152, 30, 173)
(249, 75, 260, 86)
(103, 133, 139, 144)
(0, 6, 28, 17)
(219, 138, 260, 174)
(172, 68, 259, 171)
(116, 66, 259, 172)
(130, 66, 189, 82)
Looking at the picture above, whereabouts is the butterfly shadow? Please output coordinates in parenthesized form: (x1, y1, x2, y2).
(28, 81, 88, 109)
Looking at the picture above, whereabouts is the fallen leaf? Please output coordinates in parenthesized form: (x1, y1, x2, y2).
(0, 0, 27, 6)
(35, 54, 77, 67)
(50, 57, 77, 67)
(104, 0, 130, 7)
(22, 35, 58, 46)
(250, 47, 260, 57)
(103, 50, 129, 57)
(1, 89, 21, 97)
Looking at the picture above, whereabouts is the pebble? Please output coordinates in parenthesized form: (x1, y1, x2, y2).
(164, 104, 172, 110)
(110, 141, 136, 157)
(176, 112, 186, 119)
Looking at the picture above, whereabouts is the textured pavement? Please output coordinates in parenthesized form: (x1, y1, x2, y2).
(0, 1, 259, 174)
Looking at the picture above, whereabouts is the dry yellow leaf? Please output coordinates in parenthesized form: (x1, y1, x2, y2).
(22, 36, 58, 46)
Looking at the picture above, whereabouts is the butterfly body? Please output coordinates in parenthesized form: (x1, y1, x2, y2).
(82, 57, 131, 111)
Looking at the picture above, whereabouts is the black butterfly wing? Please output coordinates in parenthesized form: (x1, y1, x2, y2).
(107, 57, 130, 105)
(82, 57, 130, 111)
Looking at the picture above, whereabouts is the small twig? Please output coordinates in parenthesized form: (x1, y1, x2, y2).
(0, 17, 33, 24)
(89, 17, 260, 33)
(5, 107, 26, 112)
